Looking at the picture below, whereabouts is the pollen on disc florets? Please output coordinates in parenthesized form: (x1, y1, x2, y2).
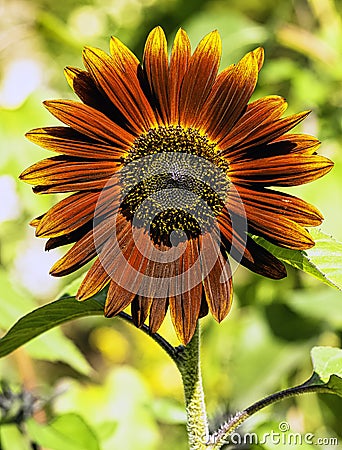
(120, 125, 230, 246)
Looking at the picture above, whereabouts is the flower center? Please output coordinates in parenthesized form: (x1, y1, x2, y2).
(120, 126, 230, 245)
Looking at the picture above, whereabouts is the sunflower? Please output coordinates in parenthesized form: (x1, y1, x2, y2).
(21, 27, 333, 344)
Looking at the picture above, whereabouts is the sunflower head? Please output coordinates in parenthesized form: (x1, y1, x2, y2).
(21, 27, 333, 344)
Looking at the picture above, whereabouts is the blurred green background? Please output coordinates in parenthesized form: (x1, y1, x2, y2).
(0, 0, 342, 448)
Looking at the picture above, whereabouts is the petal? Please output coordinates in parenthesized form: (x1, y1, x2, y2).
(238, 237, 287, 279)
(232, 185, 323, 226)
(104, 281, 136, 317)
(201, 233, 233, 322)
(198, 49, 259, 140)
(179, 30, 221, 127)
(226, 110, 311, 154)
(76, 257, 110, 300)
(50, 215, 115, 277)
(35, 192, 99, 238)
(169, 238, 202, 345)
(229, 186, 315, 249)
(264, 134, 321, 155)
(217, 210, 287, 279)
(76, 214, 132, 299)
(45, 222, 92, 251)
(26, 127, 127, 160)
(219, 95, 288, 155)
(64, 67, 126, 126)
(230, 154, 333, 186)
(131, 296, 153, 327)
(20, 156, 119, 192)
(143, 26, 169, 124)
(169, 28, 191, 124)
(43, 100, 134, 147)
(149, 298, 169, 334)
(83, 45, 157, 133)
(50, 230, 97, 277)
(35, 184, 121, 238)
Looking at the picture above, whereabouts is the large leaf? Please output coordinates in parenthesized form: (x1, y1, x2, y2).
(253, 229, 342, 290)
(26, 413, 100, 450)
(305, 346, 342, 397)
(0, 292, 106, 358)
(0, 270, 92, 374)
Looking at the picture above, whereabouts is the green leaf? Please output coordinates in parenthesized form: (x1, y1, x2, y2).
(253, 229, 342, 290)
(0, 270, 92, 374)
(307, 346, 342, 397)
(26, 414, 100, 450)
(25, 328, 92, 375)
(0, 292, 106, 358)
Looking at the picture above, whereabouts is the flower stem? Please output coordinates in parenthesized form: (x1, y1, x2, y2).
(209, 380, 331, 449)
(175, 323, 209, 450)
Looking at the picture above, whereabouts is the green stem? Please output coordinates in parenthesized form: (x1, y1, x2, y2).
(175, 323, 209, 450)
(209, 381, 331, 449)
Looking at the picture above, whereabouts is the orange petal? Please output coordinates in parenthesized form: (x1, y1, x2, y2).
(35, 192, 99, 238)
(131, 296, 153, 327)
(83, 45, 157, 133)
(104, 280, 136, 317)
(219, 95, 288, 154)
(198, 49, 259, 140)
(149, 298, 169, 334)
(169, 238, 202, 345)
(143, 26, 169, 124)
(43, 100, 134, 147)
(64, 67, 125, 125)
(201, 233, 233, 322)
(228, 187, 315, 249)
(20, 156, 120, 191)
(179, 30, 221, 127)
(169, 28, 191, 124)
(76, 257, 111, 301)
(230, 153, 333, 186)
(26, 127, 127, 160)
(227, 110, 311, 153)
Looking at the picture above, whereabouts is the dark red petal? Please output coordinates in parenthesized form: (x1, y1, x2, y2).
(179, 31, 221, 127)
(35, 192, 99, 238)
(169, 28, 191, 124)
(143, 26, 169, 124)
(201, 233, 233, 322)
(169, 238, 202, 345)
(131, 296, 153, 327)
(43, 100, 135, 147)
(232, 185, 323, 226)
(239, 237, 287, 279)
(64, 67, 126, 126)
(149, 298, 169, 334)
(227, 110, 311, 154)
(230, 133, 321, 163)
(198, 48, 259, 141)
(217, 210, 287, 279)
(83, 45, 157, 133)
(230, 153, 333, 186)
(104, 281, 136, 317)
(20, 156, 120, 192)
(50, 215, 115, 277)
(76, 257, 111, 300)
(219, 95, 288, 155)
(25, 127, 126, 160)
(228, 186, 315, 249)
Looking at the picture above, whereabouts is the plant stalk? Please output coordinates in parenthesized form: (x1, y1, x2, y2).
(175, 323, 209, 450)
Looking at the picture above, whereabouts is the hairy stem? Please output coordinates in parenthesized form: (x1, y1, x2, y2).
(210, 381, 331, 449)
(175, 323, 209, 450)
